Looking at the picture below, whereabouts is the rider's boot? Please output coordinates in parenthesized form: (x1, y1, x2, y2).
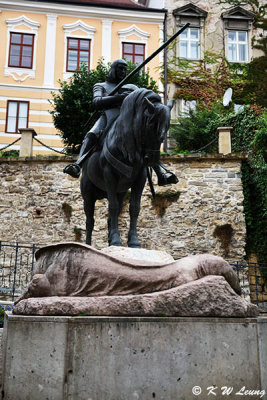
(153, 163, 179, 186)
(63, 133, 97, 178)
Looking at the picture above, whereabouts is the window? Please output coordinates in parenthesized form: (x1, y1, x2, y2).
(180, 28, 199, 59)
(173, 4, 207, 60)
(181, 99, 196, 115)
(222, 6, 254, 63)
(6, 101, 29, 133)
(66, 38, 91, 72)
(8, 33, 34, 68)
(122, 43, 145, 65)
(228, 31, 248, 62)
(234, 104, 245, 113)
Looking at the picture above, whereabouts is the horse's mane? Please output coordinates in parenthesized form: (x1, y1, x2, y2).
(108, 88, 162, 163)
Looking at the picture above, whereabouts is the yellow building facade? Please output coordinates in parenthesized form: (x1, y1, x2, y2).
(0, 0, 165, 155)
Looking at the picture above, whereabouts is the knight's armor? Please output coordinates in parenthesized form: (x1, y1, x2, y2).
(63, 59, 178, 186)
(91, 81, 138, 138)
(63, 59, 131, 178)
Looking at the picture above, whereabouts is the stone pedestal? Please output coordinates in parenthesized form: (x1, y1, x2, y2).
(2, 313, 267, 400)
(218, 126, 232, 155)
(19, 128, 36, 157)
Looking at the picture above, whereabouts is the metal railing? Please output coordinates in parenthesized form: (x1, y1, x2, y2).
(231, 261, 267, 311)
(0, 241, 39, 301)
(0, 241, 266, 309)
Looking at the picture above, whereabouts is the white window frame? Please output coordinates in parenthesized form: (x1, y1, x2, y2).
(227, 30, 249, 62)
(179, 27, 200, 60)
(62, 20, 96, 81)
(5, 15, 40, 82)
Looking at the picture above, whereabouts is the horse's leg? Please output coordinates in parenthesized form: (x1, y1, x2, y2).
(103, 166, 122, 247)
(81, 171, 95, 245)
(119, 192, 127, 213)
(128, 168, 147, 248)
(84, 195, 95, 245)
(107, 191, 124, 239)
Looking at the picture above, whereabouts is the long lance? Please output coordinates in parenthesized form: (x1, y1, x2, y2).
(107, 22, 190, 97)
(83, 22, 190, 131)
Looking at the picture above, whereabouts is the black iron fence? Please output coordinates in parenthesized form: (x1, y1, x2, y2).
(0, 241, 39, 301)
(231, 261, 267, 311)
(0, 241, 266, 310)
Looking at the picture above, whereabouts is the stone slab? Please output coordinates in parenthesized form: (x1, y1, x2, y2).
(2, 314, 267, 400)
(14, 276, 258, 318)
(101, 245, 174, 264)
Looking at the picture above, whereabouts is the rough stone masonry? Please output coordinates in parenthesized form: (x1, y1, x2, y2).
(0, 153, 246, 260)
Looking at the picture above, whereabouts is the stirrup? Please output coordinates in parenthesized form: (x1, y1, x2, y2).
(63, 164, 81, 178)
(158, 172, 178, 186)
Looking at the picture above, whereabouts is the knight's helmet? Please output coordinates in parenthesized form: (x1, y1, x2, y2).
(106, 59, 127, 83)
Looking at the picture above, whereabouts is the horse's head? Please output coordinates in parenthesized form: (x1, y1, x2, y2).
(142, 96, 173, 166)
(111, 89, 173, 166)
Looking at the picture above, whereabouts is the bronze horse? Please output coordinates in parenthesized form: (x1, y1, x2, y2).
(80, 88, 173, 247)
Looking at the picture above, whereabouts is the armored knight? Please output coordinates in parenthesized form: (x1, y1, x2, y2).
(63, 59, 178, 186)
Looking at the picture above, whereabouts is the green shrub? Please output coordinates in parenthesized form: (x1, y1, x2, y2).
(226, 107, 260, 153)
(171, 105, 262, 154)
(0, 150, 19, 158)
(170, 104, 225, 152)
(0, 304, 13, 325)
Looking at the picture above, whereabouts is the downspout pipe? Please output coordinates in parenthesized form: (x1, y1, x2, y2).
(163, 9, 168, 152)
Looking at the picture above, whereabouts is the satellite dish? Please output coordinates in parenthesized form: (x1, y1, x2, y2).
(223, 88, 233, 107)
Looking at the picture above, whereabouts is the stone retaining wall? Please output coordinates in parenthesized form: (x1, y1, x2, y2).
(0, 154, 247, 260)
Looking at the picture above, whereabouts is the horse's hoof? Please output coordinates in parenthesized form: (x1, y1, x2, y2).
(128, 243, 141, 248)
(128, 239, 141, 248)
(110, 242, 123, 247)
(128, 232, 141, 248)
(109, 239, 122, 247)
(109, 233, 122, 247)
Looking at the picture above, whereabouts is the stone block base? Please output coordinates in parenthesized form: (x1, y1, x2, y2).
(2, 314, 267, 400)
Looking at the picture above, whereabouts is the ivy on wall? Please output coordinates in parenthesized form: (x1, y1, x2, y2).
(166, 50, 258, 108)
(241, 113, 267, 263)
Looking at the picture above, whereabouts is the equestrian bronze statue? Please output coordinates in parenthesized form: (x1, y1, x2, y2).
(63, 24, 190, 247)
(81, 86, 174, 247)
(64, 22, 190, 183)
(64, 59, 177, 186)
